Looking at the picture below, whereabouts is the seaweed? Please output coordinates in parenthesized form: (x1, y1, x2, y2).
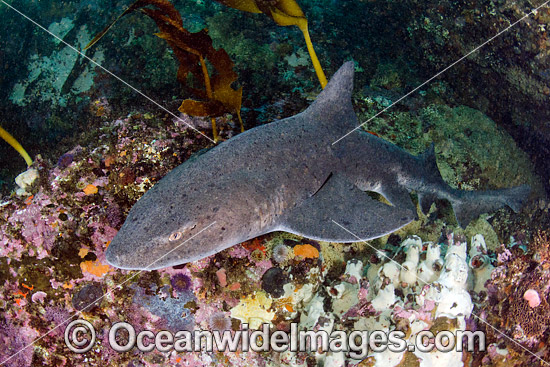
(85, 0, 243, 142)
(0, 125, 32, 167)
(215, 0, 327, 88)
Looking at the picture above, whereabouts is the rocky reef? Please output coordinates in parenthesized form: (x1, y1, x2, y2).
(0, 103, 547, 366)
(481, 230, 550, 365)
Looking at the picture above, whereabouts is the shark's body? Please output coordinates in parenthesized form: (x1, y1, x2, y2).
(106, 62, 530, 270)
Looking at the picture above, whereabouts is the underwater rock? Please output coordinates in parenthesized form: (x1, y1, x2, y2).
(0, 110, 218, 365)
(261, 267, 289, 298)
(483, 230, 550, 361)
(0, 96, 534, 366)
(403, 0, 550, 193)
(0, 319, 38, 367)
(9, 20, 104, 108)
(0, 87, 542, 367)
(71, 282, 104, 311)
(358, 103, 543, 197)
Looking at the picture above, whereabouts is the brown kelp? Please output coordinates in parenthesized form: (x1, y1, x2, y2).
(85, 0, 243, 142)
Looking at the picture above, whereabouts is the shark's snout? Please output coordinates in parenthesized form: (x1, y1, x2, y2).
(105, 238, 139, 270)
(105, 233, 158, 270)
(106, 227, 201, 270)
(105, 248, 123, 269)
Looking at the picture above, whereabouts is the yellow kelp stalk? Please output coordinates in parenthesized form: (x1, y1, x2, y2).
(0, 125, 33, 166)
(216, 0, 328, 88)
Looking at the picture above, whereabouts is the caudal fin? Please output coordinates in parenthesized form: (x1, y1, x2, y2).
(452, 184, 531, 227)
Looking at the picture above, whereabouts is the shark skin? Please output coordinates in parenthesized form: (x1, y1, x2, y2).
(106, 62, 530, 270)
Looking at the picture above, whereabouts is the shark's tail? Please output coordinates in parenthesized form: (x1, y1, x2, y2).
(450, 184, 531, 227)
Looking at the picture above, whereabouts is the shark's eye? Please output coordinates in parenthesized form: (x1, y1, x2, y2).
(169, 231, 183, 242)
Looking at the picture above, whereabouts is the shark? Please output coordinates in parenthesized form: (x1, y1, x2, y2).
(106, 61, 530, 270)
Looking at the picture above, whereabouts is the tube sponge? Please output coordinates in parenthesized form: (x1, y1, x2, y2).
(0, 125, 32, 166)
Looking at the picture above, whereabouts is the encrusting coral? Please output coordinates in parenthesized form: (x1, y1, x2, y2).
(0, 110, 219, 366)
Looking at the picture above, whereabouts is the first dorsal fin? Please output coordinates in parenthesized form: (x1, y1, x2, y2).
(304, 62, 357, 130)
(313, 61, 355, 106)
(310, 61, 355, 108)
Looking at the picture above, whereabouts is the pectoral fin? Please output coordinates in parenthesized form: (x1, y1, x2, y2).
(278, 174, 416, 242)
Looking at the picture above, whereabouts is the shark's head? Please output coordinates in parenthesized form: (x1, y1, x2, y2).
(105, 174, 231, 270)
(105, 62, 361, 270)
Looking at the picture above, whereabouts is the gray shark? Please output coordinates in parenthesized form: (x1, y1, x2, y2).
(106, 62, 530, 270)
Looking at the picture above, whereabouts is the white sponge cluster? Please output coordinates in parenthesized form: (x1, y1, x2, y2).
(363, 233, 484, 367)
(266, 233, 489, 367)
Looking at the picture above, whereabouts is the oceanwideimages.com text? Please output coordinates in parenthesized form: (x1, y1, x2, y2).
(65, 319, 486, 358)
